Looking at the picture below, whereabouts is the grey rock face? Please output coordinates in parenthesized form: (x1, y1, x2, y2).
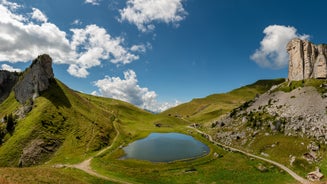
(287, 38, 327, 80)
(19, 138, 61, 167)
(14, 54, 54, 104)
(0, 70, 19, 103)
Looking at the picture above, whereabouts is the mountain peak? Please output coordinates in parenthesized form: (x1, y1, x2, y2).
(13, 54, 54, 104)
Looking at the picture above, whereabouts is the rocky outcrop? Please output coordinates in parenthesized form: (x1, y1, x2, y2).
(287, 38, 327, 80)
(0, 70, 19, 103)
(211, 80, 327, 147)
(19, 138, 61, 167)
(245, 86, 327, 141)
(14, 54, 54, 104)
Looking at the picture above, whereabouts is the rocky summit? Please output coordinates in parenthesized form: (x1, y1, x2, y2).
(287, 38, 327, 81)
(1, 54, 54, 104)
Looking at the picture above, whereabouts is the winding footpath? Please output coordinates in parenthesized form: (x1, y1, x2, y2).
(63, 122, 133, 184)
(188, 126, 311, 184)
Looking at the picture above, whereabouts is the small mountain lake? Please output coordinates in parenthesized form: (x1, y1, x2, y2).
(121, 133, 210, 162)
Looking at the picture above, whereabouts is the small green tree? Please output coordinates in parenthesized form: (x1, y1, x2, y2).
(6, 113, 15, 133)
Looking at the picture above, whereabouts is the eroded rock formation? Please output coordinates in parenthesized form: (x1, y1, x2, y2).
(14, 54, 54, 104)
(287, 38, 327, 80)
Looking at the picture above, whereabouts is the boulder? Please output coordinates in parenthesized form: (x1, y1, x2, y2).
(307, 167, 324, 181)
(257, 163, 268, 172)
(19, 138, 61, 167)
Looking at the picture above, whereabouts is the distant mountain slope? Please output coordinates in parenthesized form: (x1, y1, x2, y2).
(162, 79, 285, 123)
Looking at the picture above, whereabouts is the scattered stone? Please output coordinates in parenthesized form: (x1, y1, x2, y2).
(307, 167, 324, 181)
(261, 152, 269, 157)
(191, 123, 200, 128)
(185, 168, 197, 173)
(307, 142, 320, 152)
(252, 130, 259, 137)
(289, 155, 296, 166)
(213, 152, 223, 158)
(15, 104, 33, 119)
(303, 152, 318, 163)
(257, 163, 268, 172)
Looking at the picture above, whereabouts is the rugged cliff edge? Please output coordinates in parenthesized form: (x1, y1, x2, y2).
(288, 38, 327, 80)
(0, 54, 54, 105)
(14, 54, 54, 104)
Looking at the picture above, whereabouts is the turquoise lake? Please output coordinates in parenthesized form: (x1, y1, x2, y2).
(122, 133, 210, 162)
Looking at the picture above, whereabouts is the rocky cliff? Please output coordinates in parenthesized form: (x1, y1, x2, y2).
(0, 54, 54, 104)
(0, 71, 19, 103)
(287, 38, 327, 81)
(14, 54, 54, 104)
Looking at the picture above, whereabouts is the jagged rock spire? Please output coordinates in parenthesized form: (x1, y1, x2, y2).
(14, 54, 54, 104)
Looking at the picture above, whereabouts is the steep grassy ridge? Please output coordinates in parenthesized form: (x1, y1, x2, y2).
(162, 79, 285, 123)
(0, 79, 154, 166)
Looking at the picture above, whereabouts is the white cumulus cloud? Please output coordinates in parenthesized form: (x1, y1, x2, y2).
(1, 64, 21, 72)
(31, 8, 47, 22)
(69, 24, 140, 77)
(84, 0, 100, 5)
(0, 2, 141, 78)
(130, 44, 146, 53)
(0, 3, 72, 62)
(1, 0, 21, 10)
(119, 0, 187, 32)
(94, 70, 180, 112)
(251, 25, 310, 68)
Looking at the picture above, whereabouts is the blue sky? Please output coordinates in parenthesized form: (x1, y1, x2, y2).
(1, 0, 327, 112)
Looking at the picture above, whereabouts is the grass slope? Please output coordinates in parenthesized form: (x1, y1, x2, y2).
(0, 78, 154, 166)
(162, 79, 285, 123)
(0, 166, 113, 184)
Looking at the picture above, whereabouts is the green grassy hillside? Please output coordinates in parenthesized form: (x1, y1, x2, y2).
(0, 79, 155, 167)
(162, 79, 285, 123)
(0, 78, 308, 184)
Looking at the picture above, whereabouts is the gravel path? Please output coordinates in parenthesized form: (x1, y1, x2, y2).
(64, 122, 133, 184)
(188, 126, 311, 184)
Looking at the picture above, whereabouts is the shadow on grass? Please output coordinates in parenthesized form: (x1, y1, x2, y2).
(40, 79, 71, 108)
